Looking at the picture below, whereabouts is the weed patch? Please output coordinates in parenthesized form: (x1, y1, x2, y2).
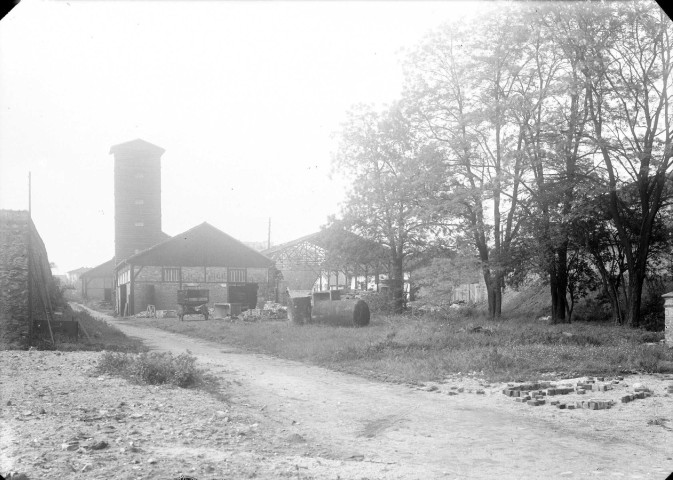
(97, 351, 208, 388)
(134, 313, 673, 383)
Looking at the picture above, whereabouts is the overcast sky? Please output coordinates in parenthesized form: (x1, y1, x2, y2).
(0, 0, 479, 273)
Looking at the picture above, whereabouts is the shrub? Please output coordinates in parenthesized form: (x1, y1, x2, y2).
(97, 351, 205, 388)
(640, 331, 663, 343)
(359, 292, 395, 315)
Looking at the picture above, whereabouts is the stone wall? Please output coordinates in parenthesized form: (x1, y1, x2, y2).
(0, 210, 54, 347)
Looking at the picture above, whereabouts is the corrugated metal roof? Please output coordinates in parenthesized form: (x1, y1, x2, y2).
(262, 227, 386, 258)
(118, 222, 274, 268)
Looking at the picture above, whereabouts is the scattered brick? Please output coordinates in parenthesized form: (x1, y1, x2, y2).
(557, 403, 566, 409)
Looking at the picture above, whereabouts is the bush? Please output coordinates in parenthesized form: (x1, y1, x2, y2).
(359, 292, 395, 315)
(97, 351, 205, 388)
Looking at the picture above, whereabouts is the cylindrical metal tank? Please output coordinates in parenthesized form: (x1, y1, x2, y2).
(287, 296, 312, 325)
(311, 299, 370, 327)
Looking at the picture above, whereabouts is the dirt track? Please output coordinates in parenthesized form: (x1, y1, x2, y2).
(64, 305, 673, 479)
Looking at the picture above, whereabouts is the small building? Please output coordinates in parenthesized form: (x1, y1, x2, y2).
(67, 267, 91, 287)
(80, 258, 115, 302)
(114, 222, 274, 316)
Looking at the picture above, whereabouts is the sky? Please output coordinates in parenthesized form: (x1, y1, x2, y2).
(0, 0, 479, 274)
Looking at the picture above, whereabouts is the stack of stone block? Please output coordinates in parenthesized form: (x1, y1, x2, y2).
(575, 399, 615, 410)
(620, 384, 653, 403)
(502, 376, 634, 409)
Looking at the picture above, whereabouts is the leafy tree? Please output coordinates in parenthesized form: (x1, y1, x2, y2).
(405, 5, 530, 317)
(333, 102, 444, 313)
(580, 1, 673, 327)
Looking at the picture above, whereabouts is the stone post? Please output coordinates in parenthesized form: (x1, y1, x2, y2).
(663, 292, 673, 347)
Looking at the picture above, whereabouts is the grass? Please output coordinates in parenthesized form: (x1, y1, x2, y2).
(135, 310, 673, 384)
(95, 350, 227, 400)
(33, 308, 146, 353)
(96, 350, 207, 388)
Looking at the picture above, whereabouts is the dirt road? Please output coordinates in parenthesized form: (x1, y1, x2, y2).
(79, 306, 673, 479)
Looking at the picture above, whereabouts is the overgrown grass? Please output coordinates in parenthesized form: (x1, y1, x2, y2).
(96, 351, 209, 388)
(135, 311, 673, 383)
(34, 308, 146, 353)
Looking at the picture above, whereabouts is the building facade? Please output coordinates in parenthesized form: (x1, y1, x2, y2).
(115, 222, 274, 315)
(80, 258, 114, 302)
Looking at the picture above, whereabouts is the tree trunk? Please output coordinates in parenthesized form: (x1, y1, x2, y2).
(483, 269, 502, 319)
(392, 256, 405, 314)
(625, 270, 645, 328)
(551, 245, 570, 324)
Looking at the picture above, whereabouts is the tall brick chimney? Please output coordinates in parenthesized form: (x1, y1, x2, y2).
(109, 139, 165, 265)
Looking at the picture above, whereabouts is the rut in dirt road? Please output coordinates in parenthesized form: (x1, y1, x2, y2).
(77, 305, 673, 479)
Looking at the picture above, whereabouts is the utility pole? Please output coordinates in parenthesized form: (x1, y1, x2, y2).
(28, 172, 32, 344)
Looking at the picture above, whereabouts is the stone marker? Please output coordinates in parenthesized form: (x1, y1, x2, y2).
(663, 292, 673, 346)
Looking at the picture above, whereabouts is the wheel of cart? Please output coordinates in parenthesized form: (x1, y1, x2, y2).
(177, 289, 210, 321)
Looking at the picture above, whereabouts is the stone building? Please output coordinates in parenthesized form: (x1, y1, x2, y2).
(115, 222, 273, 315)
(0, 210, 55, 347)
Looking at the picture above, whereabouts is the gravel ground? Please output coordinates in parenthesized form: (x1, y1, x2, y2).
(0, 350, 337, 479)
(2, 313, 673, 480)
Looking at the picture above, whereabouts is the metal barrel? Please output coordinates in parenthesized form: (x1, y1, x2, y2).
(311, 299, 370, 327)
(287, 296, 312, 325)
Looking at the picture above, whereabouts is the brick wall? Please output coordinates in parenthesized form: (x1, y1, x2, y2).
(0, 210, 54, 347)
(135, 266, 161, 282)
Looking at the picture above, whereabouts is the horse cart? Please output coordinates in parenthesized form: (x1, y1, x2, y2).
(177, 289, 210, 321)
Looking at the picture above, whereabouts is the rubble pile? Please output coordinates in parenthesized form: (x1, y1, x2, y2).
(502, 376, 662, 410)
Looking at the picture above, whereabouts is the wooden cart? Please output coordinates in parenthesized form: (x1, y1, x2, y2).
(177, 289, 210, 321)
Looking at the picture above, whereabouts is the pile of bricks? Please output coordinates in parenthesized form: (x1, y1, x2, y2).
(575, 399, 615, 410)
(620, 385, 653, 403)
(502, 376, 646, 409)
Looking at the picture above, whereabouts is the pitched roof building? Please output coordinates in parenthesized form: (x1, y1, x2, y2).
(115, 222, 274, 316)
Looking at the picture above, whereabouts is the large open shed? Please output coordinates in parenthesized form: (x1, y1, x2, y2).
(262, 227, 389, 294)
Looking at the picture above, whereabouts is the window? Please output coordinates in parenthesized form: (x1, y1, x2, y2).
(228, 268, 246, 283)
(134, 199, 144, 205)
(118, 269, 130, 285)
(163, 267, 180, 282)
(135, 222, 144, 227)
